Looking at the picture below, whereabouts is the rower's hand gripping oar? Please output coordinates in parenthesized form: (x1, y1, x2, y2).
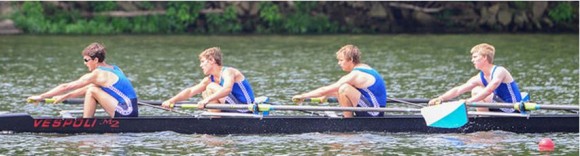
(27, 98, 84, 104)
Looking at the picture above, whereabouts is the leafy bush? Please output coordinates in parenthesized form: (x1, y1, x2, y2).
(206, 5, 242, 33)
(548, 2, 574, 23)
(165, 1, 204, 33)
(257, 2, 283, 33)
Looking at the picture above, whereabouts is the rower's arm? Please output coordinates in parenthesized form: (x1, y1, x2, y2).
(167, 77, 210, 103)
(299, 72, 356, 98)
(38, 72, 97, 98)
(61, 85, 92, 99)
(202, 69, 235, 103)
(437, 75, 480, 101)
(467, 69, 505, 102)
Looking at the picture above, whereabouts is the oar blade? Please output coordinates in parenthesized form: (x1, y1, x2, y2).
(421, 101, 468, 128)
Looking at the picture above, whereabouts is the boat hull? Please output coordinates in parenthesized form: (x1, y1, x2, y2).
(0, 113, 578, 134)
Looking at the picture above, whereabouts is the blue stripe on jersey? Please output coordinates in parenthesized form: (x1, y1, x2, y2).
(480, 65, 522, 112)
(353, 67, 387, 108)
(210, 66, 255, 104)
(480, 65, 522, 103)
(97, 65, 138, 115)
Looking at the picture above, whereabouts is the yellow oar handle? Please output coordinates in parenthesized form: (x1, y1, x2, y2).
(292, 98, 301, 103)
(179, 104, 198, 109)
(26, 98, 56, 103)
(308, 97, 327, 103)
(246, 104, 271, 112)
(513, 102, 539, 111)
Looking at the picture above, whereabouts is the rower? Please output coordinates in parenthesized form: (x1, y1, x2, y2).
(292, 44, 387, 118)
(428, 43, 523, 113)
(162, 47, 255, 113)
(27, 42, 139, 118)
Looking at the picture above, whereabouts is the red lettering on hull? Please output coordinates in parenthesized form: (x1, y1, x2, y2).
(34, 119, 118, 128)
(52, 119, 61, 127)
(42, 120, 50, 128)
(63, 120, 73, 127)
(73, 119, 83, 127)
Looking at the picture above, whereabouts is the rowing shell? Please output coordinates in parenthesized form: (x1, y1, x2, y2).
(0, 112, 577, 134)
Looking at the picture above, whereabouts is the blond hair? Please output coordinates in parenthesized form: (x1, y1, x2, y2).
(199, 47, 222, 66)
(470, 43, 495, 63)
(81, 42, 106, 62)
(336, 44, 361, 64)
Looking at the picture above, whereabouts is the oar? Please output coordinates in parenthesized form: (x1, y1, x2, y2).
(466, 102, 579, 111)
(27, 98, 194, 116)
(305, 97, 430, 104)
(138, 101, 193, 116)
(420, 100, 580, 129)
(170, 103, 422, 113)
(28, 98, 196, 106)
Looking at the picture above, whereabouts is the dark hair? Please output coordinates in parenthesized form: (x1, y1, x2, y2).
(81, 42, 106, 62)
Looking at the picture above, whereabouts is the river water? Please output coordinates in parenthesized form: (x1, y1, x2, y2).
(0, 35, 578, 155)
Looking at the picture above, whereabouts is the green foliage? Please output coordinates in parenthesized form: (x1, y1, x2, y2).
(12, 1, 48, 33)
(9, 1, 577, 34)
(165, 1, 204, 33)
(137, 1, 155, 10)
(258, 2, 283, 33)
(206, 5, 242, 33)
(281, 1, 339, 34)
(548, 2, 574, 23)
(90, 1, 118, 12)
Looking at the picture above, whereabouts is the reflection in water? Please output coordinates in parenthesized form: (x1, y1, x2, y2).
(0, 131, 577, 155)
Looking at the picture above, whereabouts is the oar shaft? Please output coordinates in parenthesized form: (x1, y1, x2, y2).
(269, 105, 421, 112)
(177, 103, 422, 112)
(534, 104, 579, 110)
(468, 111, 530, 117)
(467, 102, 579, 111)
(306, 97, 430, 104)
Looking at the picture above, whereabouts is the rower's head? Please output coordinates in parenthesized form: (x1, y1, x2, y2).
(81, 42, 106, 71)
(336, 44, 361, 71)
(199, 47, 222, 75)
(470, 43, 495, 69)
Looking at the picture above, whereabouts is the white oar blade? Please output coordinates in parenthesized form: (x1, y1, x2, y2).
(421, 101, 468, 128)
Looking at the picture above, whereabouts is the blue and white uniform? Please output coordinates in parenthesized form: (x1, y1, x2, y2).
(353, 67, 387, 117)
(98, 65, 139, 117)
(210, 66, 255, 113)
(480, 65, 522, 113)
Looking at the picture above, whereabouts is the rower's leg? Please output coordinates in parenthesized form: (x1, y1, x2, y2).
(471, 86, 494, 112)
(337, 84, 362, 118)
(84, 85, 118, 118)
(202, 83, 224, 113)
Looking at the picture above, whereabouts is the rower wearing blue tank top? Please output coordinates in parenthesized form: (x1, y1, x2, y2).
(27, 42, 139, 118)
(428, 43, 523, 113)
(162, 47, 255, 113)
(292, 44, 388, 118)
